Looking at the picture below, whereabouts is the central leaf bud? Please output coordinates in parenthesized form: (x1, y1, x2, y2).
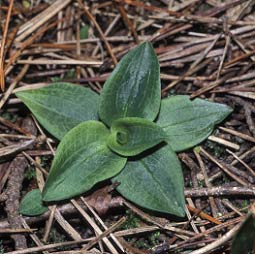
(116, 131, 128, 145)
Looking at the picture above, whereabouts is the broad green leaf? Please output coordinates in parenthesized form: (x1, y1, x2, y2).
(231, 212, 255, 254)
(16, 83, 99, 140)
(42, 121, 127, 202)
(156, 95, 232, 152)
(99, 42, 161, 126)
(107, 117, 167, 156)
(113, 144, 185, 216)
(19, 189, 48, 216)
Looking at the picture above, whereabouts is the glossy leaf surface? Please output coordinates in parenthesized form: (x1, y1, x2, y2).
(157, 96, 232, 151)
(16, 83, 99, 140)
(19, 189, 48, 216)
(113, 144, 185, 216)
(231, 212, 255, 254)
(42, 121, 127, 202)
(107, 117, 167, 156)
(99, 42, 161, 126)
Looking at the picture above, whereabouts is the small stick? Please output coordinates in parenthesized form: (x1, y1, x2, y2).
(194, 149, 219, 218)
(78, 0, 118, 65)
(190, 73, 234, 98)
(231, 146, 255, 166)
(115, 0, 139, 44)
(14, 59, 102, 66)
(188, 223, 240, 254)
(76, 9, 81, 80)
(124, 200, 193, 239)
(4, 239, 90, 254)
(83, 199, 125, 252)
(185, 186, 255, 197)
(0, 117, 32, 136)
(21, 218, 49, 254)
(174, 216, 242, 250)
(0, 0, 14, 91)
(226, 149, 255, 177)
(72, 199, 120, 254)
(216, 18, 231, 79)
(200, 147, 248, 186)
(116, 0, 181, 16)
(219, 127, 255, 143)
(15, 0, 72, 42)
(162, 34, 220, 94)
(0, 57, 32, 110)
(207, 135, 240, 150)
(187, 205, 221, 225)
(0, 228, 36, 234)
(185, 203, 200, 233)
(5, 21, 59, 73)
(92, 14, 121, 56)
(221, 199, 243, 216)
(82, 217, 126, 251)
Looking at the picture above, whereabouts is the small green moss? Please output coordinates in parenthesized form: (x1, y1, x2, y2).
(197, 179, 205, 187)
(121, 211, 141, 230)
(24, 166, 36, 180)
(134, 231, 161, 249)
(80, 24, 89, 39)
(241, 200, 249, 208)
(148, 231, 161, 246)
(204, 140, 226, 158)
(48, 228, 66, 244)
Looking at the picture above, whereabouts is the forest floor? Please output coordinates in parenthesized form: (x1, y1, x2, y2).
(0, 0, 255, 253)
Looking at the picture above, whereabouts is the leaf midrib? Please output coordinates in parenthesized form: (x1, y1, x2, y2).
(123, 47, 145, 117)
(159, 111, 222, 129)
(20, 96, 97, 122)
(140, 158, 181, 210)
(49, 142, 107, 191)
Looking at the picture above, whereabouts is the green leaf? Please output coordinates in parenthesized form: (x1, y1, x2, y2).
(80, 24, 89, 39)
(19, 189, 48, 216)
(113, 144, 185, 216)
(16, 83, 99, 140)
(156, 95, 232, 152)
(42, 121, 127, 202)
(99, 42, 161, 126)
(107, 117, 167, 156)
(231, 212, 255, 254)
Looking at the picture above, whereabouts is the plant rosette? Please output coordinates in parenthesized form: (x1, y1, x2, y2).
(17, 42, 232, 217)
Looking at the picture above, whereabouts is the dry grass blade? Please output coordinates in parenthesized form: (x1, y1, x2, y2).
(82, 217, 126, 251)
(16, 59, 102, 66)
(0, 57, 32, 109)
(71, 199, 120, 254)
(15, 0, 72, 42)
(78, 0, 118, 65)
(0, 140, 35, 158)
(0, 0, 14, 91)
(188, 223, 240, 254)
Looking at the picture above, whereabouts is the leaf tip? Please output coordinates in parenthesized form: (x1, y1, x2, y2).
(141, 40, 153, 48)
(41, 187, 55, 202)
(219, 104, 233, 124)
(174, 205, 186, 217)
(19, 189, 48, 216)
(168, 197, 186, 217)
(226, 105, 233, 115)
